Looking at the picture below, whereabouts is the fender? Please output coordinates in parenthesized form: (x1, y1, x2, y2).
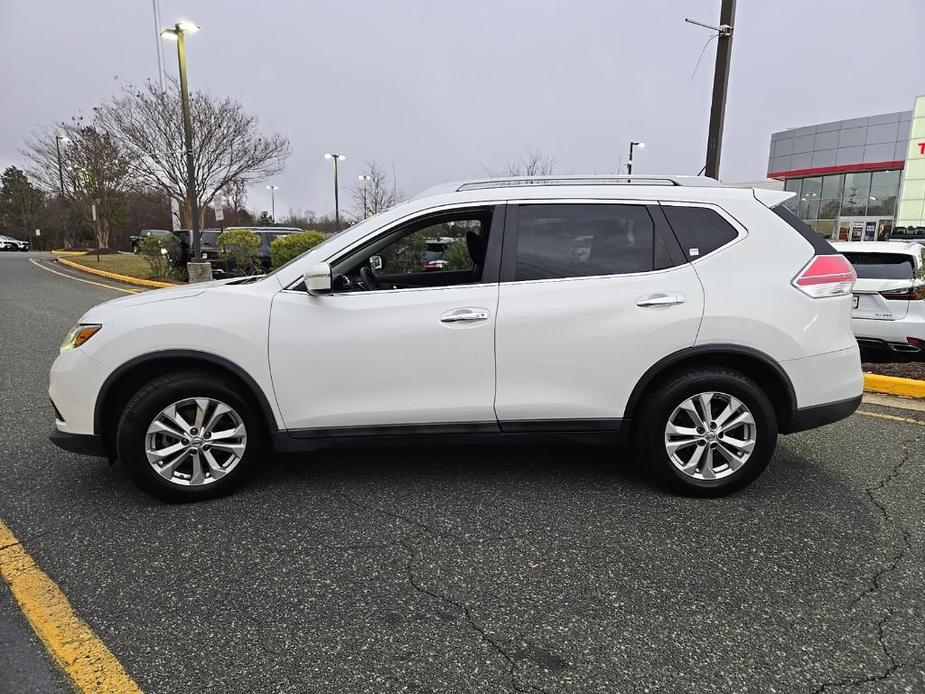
(622, 343, 797, 426)
(93, 349, 280, 436)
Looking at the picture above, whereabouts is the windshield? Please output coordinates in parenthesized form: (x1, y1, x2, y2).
(842, 252, 915, 280)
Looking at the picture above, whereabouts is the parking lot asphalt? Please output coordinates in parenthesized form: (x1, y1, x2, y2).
(1, 251, 923, 693)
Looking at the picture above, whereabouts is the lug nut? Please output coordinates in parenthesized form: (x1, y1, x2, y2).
(203, 432, 210, 439)
(696, 427, 704, 434)
(190, 427, 198, 435)
(709, 422, 717, 430)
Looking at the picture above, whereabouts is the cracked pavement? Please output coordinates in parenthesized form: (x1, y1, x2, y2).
(1, 252, 924, 693)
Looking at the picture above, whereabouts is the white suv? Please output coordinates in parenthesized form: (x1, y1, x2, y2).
(49, 176, 863, 501)
(832, 241, 925, 356)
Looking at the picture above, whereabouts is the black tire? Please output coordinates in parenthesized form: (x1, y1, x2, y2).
(116, 371, 263, 502)
(635, 367, 778, 497)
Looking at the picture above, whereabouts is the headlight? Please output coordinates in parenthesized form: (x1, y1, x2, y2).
(60, 324, 102, 352)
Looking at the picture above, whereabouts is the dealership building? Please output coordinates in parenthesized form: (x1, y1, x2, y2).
(766, 95, 925, 242)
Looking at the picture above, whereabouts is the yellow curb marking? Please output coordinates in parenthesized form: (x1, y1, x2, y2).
(0, 520, 143, 694)
(857, 409, 925, 426)
(50, 250, 90, 257)
(29, 259, 140, 295)
(863, 373, 925, 400)
(57, 257, 174, 289)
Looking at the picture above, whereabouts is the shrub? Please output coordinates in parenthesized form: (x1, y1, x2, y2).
(270, 230, 326, 268)
(137, 234, 177, 278)
(217, 228, 262, 275)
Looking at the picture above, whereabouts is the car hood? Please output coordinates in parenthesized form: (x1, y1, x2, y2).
(84, 277, 245, 317)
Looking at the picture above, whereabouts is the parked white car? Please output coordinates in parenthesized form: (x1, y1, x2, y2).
(49, 175, 863, 501)
(833, 241, 925, 356)
(0, 235, 30, 251)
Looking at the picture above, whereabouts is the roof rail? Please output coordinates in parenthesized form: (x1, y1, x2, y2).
(456, 175, 720, 192)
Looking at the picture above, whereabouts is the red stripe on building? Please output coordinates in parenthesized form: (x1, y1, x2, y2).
(767, 160, 904, 180)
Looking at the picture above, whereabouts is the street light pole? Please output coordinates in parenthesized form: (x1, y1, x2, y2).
(266, 185, 278, 223)
(161, 21, 207, 279)
(324, 153, 346, 230)
(358, 174, 371, 218)
(627, 141, 645, 175)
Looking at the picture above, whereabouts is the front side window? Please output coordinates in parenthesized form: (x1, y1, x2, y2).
(332, 209, 492, 292)
(514, 204, 659, 281)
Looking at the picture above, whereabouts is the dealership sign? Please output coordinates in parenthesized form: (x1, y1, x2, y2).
(895, 95, 925, 237)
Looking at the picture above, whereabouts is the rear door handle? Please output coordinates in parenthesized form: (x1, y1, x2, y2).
(440, 308, 490, 323)
(636, 293, 686, 307)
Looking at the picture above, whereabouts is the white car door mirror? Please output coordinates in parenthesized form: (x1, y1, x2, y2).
(304, 262, 332, 296)
(369, 255, 383, 273)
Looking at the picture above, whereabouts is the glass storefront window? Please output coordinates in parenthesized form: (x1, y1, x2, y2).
(842, 172, 871, 216)
(818, 199, 840, 219)
(798, 177, 822, 220)
(799, 196, 820, 220)
(814, 220, 836, 239)
(821, 174, 843, 200)
(868, 169, 901, 216)
(783, 178, 801, 213)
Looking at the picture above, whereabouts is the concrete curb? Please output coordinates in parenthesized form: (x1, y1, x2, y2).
(56, 257, 175, 289)
(864, 373, 925, 399)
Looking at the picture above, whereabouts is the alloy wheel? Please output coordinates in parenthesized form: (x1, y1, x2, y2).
(663, 391, 756, 481)
(144, 397, 247, 486)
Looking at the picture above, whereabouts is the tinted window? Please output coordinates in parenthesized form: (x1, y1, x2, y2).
(842, 253, 915, 280)
(515, 204, 654, 281)
(661, 205, 738, 260)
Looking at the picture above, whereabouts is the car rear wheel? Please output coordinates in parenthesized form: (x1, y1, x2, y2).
(116, 371, 262, 502)
(636, 368, 778, 496)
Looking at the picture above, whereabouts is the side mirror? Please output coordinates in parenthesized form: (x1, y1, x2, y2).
(369, 255, 383, 273)
(304, 262, 332, 296)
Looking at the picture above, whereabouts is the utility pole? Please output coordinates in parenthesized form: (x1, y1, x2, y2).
(701, 0, 736, 180)
(358, 174, 371, 218)
(627, 141, 645, 175)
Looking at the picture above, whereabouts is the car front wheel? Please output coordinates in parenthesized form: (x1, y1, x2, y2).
(637, 368, 778, 496)
(116, 372, 262, 502)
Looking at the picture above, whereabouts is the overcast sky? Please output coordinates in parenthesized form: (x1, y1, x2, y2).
(1, 0, 923, 219)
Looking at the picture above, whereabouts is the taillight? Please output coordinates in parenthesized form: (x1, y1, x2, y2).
(792, 254, 856, 298)
(879, 285, 925, 301)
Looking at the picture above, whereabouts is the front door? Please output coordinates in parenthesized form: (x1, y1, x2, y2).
(493, 202, 705, 429)
(268, 206, 503, 433)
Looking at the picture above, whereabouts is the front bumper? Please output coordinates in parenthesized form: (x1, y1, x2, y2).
(49, 429, 107, 457)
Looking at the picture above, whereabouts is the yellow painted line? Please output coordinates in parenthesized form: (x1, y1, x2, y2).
(857, 409, 925, 426)
(0, 520, 143, 693)
(50, 250, 89, 257)
(57, 257, 174, 289)
(864, 373, 925, 400)
(29, 259, 140, 294)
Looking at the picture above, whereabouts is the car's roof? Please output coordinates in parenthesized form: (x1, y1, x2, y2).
(833, 241, 925, 255)
(409, 175, 792, 210)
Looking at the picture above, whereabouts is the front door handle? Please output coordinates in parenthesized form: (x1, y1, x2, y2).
(440, 308, 490, 323)
(636, 293, 686, 307)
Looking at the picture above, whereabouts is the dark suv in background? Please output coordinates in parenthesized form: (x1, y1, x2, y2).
(197, 227, 301, 275)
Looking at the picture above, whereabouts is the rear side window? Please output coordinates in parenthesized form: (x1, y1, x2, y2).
(841, 253, 915, 280)
(661, 205, 738, 260)
(514, 204, 658, 281)
(772, 205, 837, 255)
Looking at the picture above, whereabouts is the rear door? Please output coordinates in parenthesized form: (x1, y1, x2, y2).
(493, 201, 704, 430)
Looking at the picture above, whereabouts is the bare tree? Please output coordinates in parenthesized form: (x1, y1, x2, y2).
(24, 120, 132, 249)
(486, 149, 557, 177)
(353, 161, 401, 218)
(95, 81, 292, 227)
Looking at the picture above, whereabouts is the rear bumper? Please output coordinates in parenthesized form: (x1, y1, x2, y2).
(49, 429, 107, 457)
(851, 315, 925, 349)
(784, 395, 862, 434)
